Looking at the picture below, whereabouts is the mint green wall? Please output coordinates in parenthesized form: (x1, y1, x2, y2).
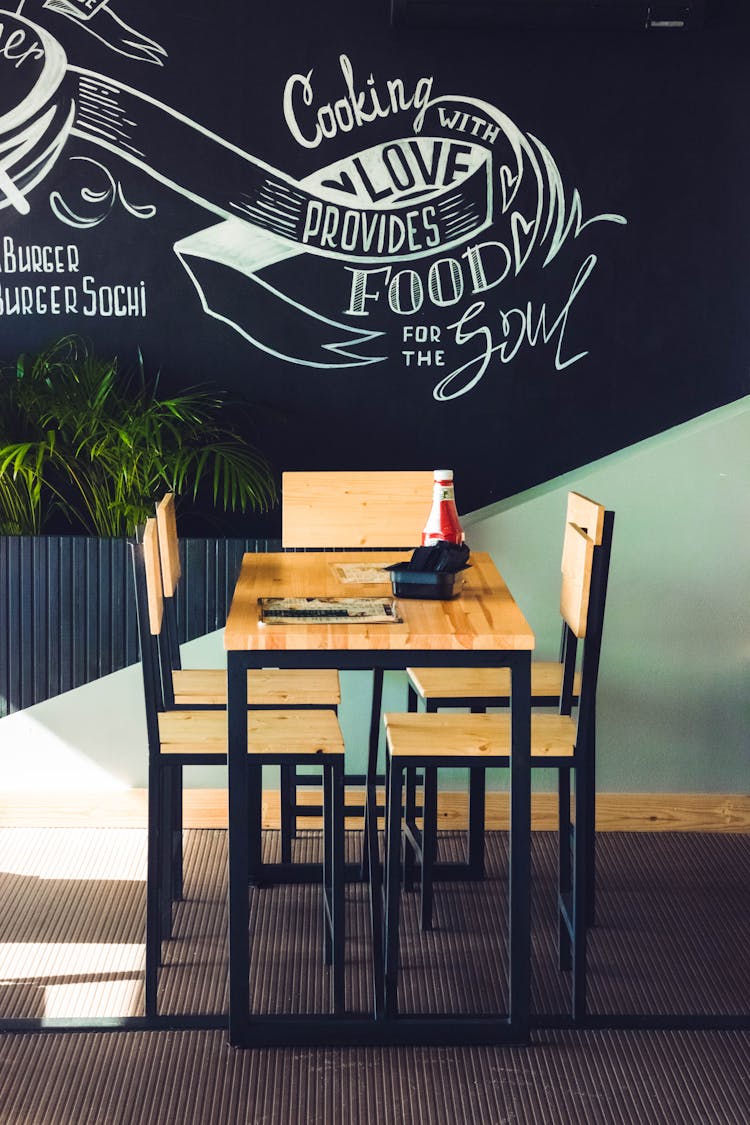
(1, 398, 747, 795)
(464, 396, 750, 793)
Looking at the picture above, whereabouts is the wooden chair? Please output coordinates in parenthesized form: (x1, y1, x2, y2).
(155, 493, 341, 865)
(131, 518, 346, 1016)
(404, 491, 603, 916)
(280, 470, 434, 853)
(382, 508, 614, 1021)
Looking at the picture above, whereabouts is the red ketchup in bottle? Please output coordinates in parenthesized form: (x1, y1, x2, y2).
(421, 469, 465, 546)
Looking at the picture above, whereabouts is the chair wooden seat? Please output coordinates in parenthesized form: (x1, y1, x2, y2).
(385, 711, 577, 761)
(171, 667, 341, 708)
(158, 707, 344, 757)
(405, 662, 581, 704)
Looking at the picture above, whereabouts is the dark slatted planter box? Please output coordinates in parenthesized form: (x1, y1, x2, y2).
(0, 535, 279, 717)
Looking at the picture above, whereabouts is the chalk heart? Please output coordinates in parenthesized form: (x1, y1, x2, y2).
(498, 165, 520, 212)
(511, 211, 536, 271)
(320, 170, 356, 195)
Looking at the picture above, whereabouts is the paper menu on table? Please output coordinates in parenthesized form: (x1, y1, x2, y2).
(259, 597, 400, 624)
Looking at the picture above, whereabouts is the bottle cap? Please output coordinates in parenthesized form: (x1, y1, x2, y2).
(433, 469, 453, 481)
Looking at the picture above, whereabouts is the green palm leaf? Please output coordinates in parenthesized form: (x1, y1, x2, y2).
(0, 336, 277, 536)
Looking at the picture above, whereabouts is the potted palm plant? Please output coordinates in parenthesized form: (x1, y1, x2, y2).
(0, 335, 276, 535)
(0, 335, 278, 716)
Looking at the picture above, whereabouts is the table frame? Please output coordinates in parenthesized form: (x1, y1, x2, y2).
(226, 552, 533, 1047)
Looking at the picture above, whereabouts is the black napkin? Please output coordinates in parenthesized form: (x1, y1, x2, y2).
(387, 542, 471, 574)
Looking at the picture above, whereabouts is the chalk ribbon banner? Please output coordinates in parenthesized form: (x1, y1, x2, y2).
(0, 9, 490, 363)
(68, 69, 493, 263)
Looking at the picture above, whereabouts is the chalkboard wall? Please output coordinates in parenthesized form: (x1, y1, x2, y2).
(2, 0, 748, 532)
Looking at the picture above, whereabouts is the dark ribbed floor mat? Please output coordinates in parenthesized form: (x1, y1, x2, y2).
(1, 829, 748, 1023)
(162, 828, 750, 1021)
(0, 1027, 748, 1124)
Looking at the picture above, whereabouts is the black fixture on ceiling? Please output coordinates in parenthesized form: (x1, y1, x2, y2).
(390, 0, 707, 31)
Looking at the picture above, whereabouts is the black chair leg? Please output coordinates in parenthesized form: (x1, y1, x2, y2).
(280, 764, 295, 864)
(403, 767, 419, 892)
(467, 767, 486, 879)
(323, 765, 333, 968)
(159, 767, 174, 942)
(420, 767, 438, 931)
(558, 768, 572, 972)
(572, 770, 589, 1023)
(383, 760, 404, 1018)
(171, 764, 183, 902)
(585, 732, 597, 927)
(403, 684, 421, 892)
(247, 763, 263, 883)
(145, 758, 162, 1016)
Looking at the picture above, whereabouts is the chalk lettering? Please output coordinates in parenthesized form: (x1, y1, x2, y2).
(0, 237, 80, 274)
(0, 21, 45, 68)
(82, 277, 147, 317)
(284, 55, 433, 149)
(302, 203, 440, 257)
(403, 325, 441, 343)
(344, 241, 512, 316)
(326, 140, 479, 206)
(433, 256, 598, 400)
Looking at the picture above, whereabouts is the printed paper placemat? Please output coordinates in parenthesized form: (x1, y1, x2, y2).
(329, 562, 391, 584)
(259, 597, 401, 624)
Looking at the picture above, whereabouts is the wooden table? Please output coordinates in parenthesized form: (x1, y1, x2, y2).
(224, 551, 535, 1047)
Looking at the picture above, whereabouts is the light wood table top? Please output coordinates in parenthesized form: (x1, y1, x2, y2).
(224, 551, 535, 653)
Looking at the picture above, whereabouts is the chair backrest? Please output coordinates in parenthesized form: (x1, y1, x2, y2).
(130, 520, 170, 744)
(557, 492, 606, 664)
(560, 522, 595, 639)
(155, 493, 181, 597)
(558, 508, 615, 724)
(281, 470, 435, 548)
(154, 494, 183, 672)
(566, 491, 605, 547)
(143, 517, 164, 636)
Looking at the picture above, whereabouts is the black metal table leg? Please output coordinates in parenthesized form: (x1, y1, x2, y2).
(331, 758, 346, 1015)
(360, 667, 384, 880)
(365, 763, 385, 1020)
(508, 651, 531, 1041)
(227, 650, 250, 1047)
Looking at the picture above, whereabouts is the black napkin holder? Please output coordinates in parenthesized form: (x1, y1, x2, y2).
(385, 542, 471, 600)
(387, 566, 469, 600)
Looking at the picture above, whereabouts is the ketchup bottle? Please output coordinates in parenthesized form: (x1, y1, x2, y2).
(421, 469, 465, 546)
